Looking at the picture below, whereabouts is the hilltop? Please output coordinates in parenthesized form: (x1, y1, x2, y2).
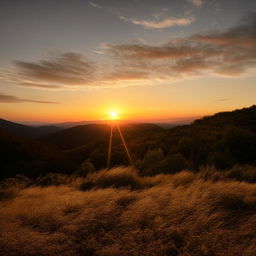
(0, 118, 62, 139)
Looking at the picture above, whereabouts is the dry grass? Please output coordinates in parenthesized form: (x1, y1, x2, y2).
(1, 167, 256, 256)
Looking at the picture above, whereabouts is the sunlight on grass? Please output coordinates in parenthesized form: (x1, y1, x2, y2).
(1, 167, 256, 256)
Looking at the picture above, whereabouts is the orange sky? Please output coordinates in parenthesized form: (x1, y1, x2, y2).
(0, 0, 256, 123)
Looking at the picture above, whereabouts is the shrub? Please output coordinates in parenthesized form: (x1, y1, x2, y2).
(75, 160, 96, 177)
(0, 187, 18, 201)
(80, 167, 145, 190)
(226, 165, 256, 183)
(161, 154, 188, 173)
(35, 173, 71, 186)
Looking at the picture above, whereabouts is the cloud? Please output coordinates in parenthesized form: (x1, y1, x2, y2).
(192, 16, 256, 49)
(89, 1, 101, 9)
(190, 0, 205, 7)
(17, 83, 63, 89)
(1, 14, 256, 89)
(119, 16, 194, 29)
(216, 98, 230, 102)
(105, 14, 256, 79)
(4, 53, 97, 89)
(105, 43, 203, 59)
(0, 93, 58, 104)
(103, 70, 150, 81)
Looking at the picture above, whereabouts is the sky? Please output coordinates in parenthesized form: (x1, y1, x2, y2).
(0, 0, 256, 123)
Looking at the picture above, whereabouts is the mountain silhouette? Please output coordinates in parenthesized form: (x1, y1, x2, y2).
(0, 118, 62, 139)
(44, 123, 163, 150)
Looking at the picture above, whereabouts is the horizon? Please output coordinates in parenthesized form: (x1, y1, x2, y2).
(2, 114, 199, 126)
(2, 104, 255, 127)
(1, 0, 256, 123)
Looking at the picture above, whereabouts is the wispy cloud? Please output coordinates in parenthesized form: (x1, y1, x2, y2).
(89, 1, 101, 9)
(216, 98, 230, 102)
(2, 53, 97, 89)
(119, 16, 194, 29)
(0, 92, 58, 104)
(190, 0, 205, 7)
(105, 14, 256, 79)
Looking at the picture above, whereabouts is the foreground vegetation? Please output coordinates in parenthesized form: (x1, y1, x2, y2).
(1, 166, 256, 256)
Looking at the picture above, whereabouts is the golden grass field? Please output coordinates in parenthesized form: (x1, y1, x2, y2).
(1, 167, 256, 256)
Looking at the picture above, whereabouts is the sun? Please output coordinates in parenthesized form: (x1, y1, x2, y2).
(109, 110, 119, 120)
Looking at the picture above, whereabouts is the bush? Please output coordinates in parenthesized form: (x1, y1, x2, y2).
(226, 165, 256, 183)
(75, 160, 96, 177)
(80, 167, 145, 190)
(199, 164, 256, 183)
(162, 154, 188, 173)
(35, 173, 71, 186)
(0, 187, 18, 201)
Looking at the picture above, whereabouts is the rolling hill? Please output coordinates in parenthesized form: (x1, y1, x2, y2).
(0, 118, 62, 139)
(44, 123, 163, 150)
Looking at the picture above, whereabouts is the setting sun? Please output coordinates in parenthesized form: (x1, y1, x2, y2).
(109, 111, 119, 120)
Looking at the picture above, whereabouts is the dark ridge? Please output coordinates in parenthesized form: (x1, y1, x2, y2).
(0, 118, 62, 139)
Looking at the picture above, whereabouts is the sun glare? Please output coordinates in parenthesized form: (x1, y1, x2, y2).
(109, 111, 119, 120)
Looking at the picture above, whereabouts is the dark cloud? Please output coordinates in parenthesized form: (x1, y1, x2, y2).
(12, 53, 97, 89)
(0, 93, 58, 104)
(192, 14, 256, 48)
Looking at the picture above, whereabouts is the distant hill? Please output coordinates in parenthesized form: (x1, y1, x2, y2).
(54, 120, 104, 128)
(44, 123, 163, 150)
(0, 118, 62, 139)
(0, 119, 35, 138)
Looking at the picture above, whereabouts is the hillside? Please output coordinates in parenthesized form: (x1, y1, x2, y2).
(44, 123, 163, 150)
(0, 128, 65, 179)
(0, 118, 62, 139)
(193, 105, 256, 131)
(0, 123, 163, 178)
